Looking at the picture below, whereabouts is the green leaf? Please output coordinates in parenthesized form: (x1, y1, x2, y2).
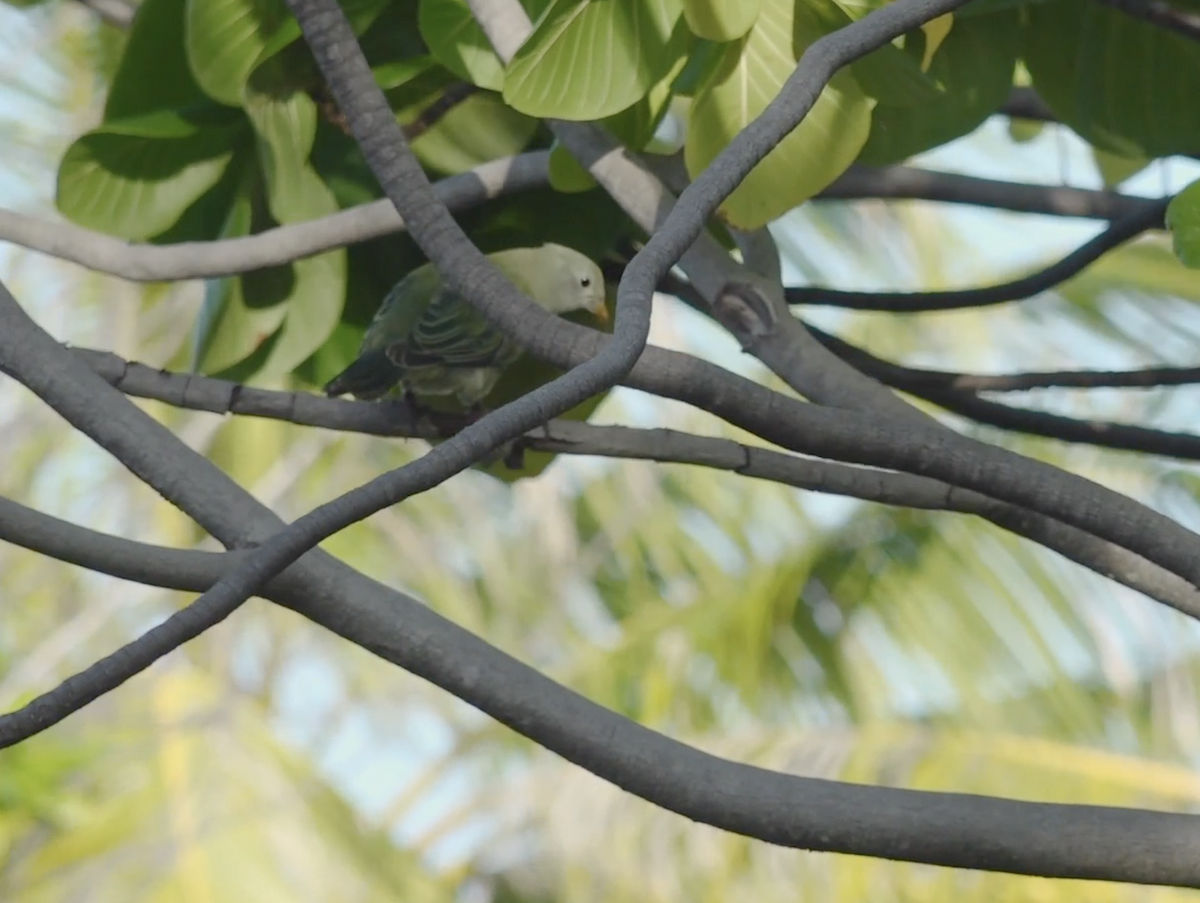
(103, 0, 210, 120)
(1167, 179, 1200, 269)
(407, 90, 540, 175)
(1092, 146, 1148, 188)
(373, 55, 440, 90)
(185, 0, 294, 107)
(243, 79, 348, 375)
(800, 0, 942, 109)
(1023, 0, 1200, 157)
(684, 0, 871, 229)
(193, 176, 291, 374)
(1007, 118, 1044, 143)
(185, 0, 391, 107)
(56, 110, 246, 241)
(419, 0, 505, 91)
(245, 73, 319, 223)
(682, 0, 760, 41)
(548, 140, 599, 192)
(857, 11, 1018, 166)
(504, 0, 688, 120)
(602, 47, 687, 150)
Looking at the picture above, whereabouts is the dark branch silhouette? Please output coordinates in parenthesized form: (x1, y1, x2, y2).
(807, 327, 1200, 461)
(786, 197, 1170, 311)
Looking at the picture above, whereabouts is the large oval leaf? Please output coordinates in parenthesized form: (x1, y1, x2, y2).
(801, 0, 942, 109)
(104, 0, 210, 120)
(185, 0, 391, 107)
(185, 0, 294, 107)
(681, 0, 760, 41)
(56, 110, 246, 240)
(858, 11, 1018, 166)
(684, 0, 871, 229)
(1167, 178, 1200, 270)
(1023, 0, 1200, 157)
(243, 80, 348, 375)
(504, 0, 688, 120)
(418, 0, 505, 91)
(407, 90, 540, 175)
(193, 175, 291, 374)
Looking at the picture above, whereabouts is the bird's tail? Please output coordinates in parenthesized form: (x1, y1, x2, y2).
(323, 349, 402, 400)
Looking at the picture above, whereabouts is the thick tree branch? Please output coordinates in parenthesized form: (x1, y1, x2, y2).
(0, 153, 549, 281)
(5, 484, 1200, 886)
(786, 197, 1170, 310)
(8, 250, 1200, 887)
(73, 0, 657, 761)
(0, 495, 236, 592)
(70, 346, 1200, 617)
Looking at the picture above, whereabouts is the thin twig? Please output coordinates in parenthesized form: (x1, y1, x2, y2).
(809, 327, 1200, 460)
(785, 197, 1170, 311)
(820, 165, 1160, 222)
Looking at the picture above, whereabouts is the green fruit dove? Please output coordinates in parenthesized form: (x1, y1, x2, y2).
(324, 243, 608, 408)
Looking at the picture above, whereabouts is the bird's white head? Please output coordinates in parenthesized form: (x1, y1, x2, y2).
(535, 243, 608, 321)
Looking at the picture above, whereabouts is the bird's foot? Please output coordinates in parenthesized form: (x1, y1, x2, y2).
(463, 402, 491, 424)
(503, 439, 528, 471)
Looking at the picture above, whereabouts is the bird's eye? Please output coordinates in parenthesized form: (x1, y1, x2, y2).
(580, 276, 592, 287)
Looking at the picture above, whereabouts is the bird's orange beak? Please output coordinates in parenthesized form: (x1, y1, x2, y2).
(593, 302, 610, 325)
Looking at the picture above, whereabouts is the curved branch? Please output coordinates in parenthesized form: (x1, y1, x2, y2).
(0, 153, 550, 281)
(70, 346, 1200, 617)
(0, 496, 234, 591)
(5, 483, 1200, 887)
(17, 0, 662, 751)
(809, 350, 1200, 393)
(7, 235, 1200, 887)
(786, 197, 1169, 311)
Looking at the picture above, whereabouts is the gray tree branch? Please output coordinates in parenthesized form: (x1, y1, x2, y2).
(0, 153, 550, 281)
(5, 0, 1200, 884)
(67, 346, 1200, 617)
(5, 245, 1200, 887)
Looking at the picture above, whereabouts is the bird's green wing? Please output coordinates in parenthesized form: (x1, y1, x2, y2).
(392, 281, 516, 372)
(324, 263, 443, 399)
(362, 263, 443, 354)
